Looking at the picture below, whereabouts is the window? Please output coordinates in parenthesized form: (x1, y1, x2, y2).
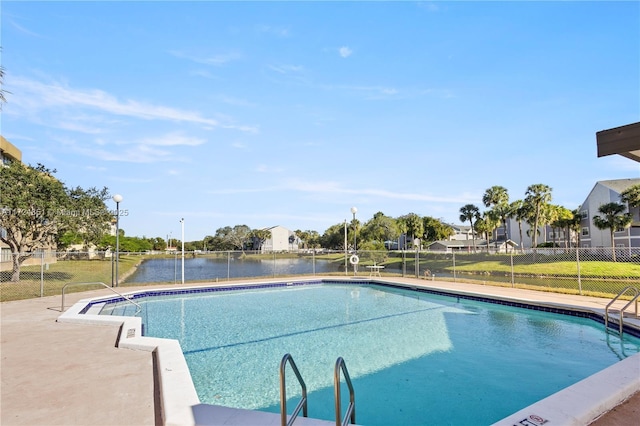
(582, 227, 589, 236)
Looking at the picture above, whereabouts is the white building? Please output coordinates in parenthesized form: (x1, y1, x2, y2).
(578, 178, 640, 249)
(260, 226, 300, 252)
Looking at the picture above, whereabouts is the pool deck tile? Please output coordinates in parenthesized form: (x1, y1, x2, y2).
(1, 277, 640, 426)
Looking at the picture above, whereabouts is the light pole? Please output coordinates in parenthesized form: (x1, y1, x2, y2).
(180, 218, 185, 284)
(344, 219, 348, 276)
(350, 207, 358, 251)
(350, 206, 357, 275)
(112, 194, 123, 287)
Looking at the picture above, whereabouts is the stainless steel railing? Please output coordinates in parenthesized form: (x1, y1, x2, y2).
(334, 356, 356, 426)
(280, 353, 308, 426)
(605, 286, 639, 336)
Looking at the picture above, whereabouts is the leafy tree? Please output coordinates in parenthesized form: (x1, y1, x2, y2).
(422, 216, 453, 242)
(459, 204, 480, 252)
(320, 222, 348, 250)
(524, 184, 552, 249)
(482, 186, 510, 250)
(294, 229, 321, 249)
(592, 202, 633, 262)
(0, 162, 110, 281)
(398, 213, 423, 248)
(225, 225, 252, 252)
(207, 226, 246, 251)
(63, 186, 112, 249)
(358, 240, 387, 264)
(621, 184, 640, 210)
(249, 228, 272, 251)
(361, 212, 399, 245)
(150, 237, 167, 251)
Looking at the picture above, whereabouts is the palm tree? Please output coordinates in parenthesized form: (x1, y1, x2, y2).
(508, 200, 527, 253)
(592, 202, 633, 262)
(475, 211, 499, 252)
(524, 184, 552, 249)
(568, 209, 583, 248)
(482, 186, 510, 250)
(621, 184, 640, 208)
(548, 205, 573, 251)
(459, 204, 479, 252)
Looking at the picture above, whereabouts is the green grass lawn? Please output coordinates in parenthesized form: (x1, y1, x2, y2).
(0, 255, 143, 302)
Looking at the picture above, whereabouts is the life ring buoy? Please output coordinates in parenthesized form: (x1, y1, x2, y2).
(349, 254, 360, 265)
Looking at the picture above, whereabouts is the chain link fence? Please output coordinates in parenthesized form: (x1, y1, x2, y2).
(1, 248, 638, 302)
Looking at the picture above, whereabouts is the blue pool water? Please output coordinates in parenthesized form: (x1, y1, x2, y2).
(101, 283, 640, 425)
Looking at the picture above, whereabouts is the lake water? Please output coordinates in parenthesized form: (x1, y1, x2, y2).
(125, 256, 346, 283)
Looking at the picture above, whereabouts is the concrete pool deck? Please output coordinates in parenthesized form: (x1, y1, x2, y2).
(1, 277, 639, 425)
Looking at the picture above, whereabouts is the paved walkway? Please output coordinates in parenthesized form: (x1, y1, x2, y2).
(1, 278, 639, 425)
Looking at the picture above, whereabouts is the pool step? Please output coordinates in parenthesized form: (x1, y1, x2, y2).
(85, 302, 106, 315)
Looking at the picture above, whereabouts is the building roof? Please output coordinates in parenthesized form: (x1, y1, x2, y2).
(0, 136, 22, 163)
(448, 224, 472, 232)
(596, 122, 640, 163)
(428, 239, 489, 248)
(597, 178, 640, 194)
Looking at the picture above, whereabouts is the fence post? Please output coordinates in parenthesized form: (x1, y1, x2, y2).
(415, 249, 419, 278)
(40, 250, 45, 297)
(510, 251, 514, 288)
(452, 252, 456, 282)
(227, 251, 231, 281)
(273, 251, 276, 278)
(402, 250, 406, 277)
(576, 248, 582, 295)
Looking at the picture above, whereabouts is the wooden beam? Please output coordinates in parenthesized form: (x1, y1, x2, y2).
(596, 122, 640, 162)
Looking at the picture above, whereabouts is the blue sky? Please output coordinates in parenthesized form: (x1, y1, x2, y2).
(2, 1, 639, 242)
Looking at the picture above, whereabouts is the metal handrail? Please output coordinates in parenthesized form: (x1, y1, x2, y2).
(61, 281, 142, 315)
(280, 354, 308, 426)
(334, 357, 356, 426)
(605, 286, 639, 336)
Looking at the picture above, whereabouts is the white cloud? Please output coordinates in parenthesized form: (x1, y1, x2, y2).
(207, 179, 476, 204)
(339, 46, 353, 58)
(136, 133, 205, 147)
(8, 75, 258, 133)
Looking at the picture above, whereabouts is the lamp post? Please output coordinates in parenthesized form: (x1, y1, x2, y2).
(344, 219, 348, 276)
(350, 206, 357, 275)
(350, 207, 358, 251)
(112, 194, 123, 287)
(180, 218, 185, 284)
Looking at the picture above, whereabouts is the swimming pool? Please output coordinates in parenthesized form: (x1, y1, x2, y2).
(97, 280, 640, 425)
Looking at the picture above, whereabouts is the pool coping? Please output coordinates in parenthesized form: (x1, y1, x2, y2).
(57, 277, 640, 426)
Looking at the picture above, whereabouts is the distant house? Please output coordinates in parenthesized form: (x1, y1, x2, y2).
(426, 239, 517, 253)
(259, 226, 300, 252)
(447, 224, 475, 241)
(577, 178, 640, 249)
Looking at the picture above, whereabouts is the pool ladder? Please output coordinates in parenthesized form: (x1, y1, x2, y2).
(605, 286, 640, 336)
(280, 353, 356, 426)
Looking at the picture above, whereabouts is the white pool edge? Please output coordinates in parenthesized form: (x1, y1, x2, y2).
(57, 280, 640, 426)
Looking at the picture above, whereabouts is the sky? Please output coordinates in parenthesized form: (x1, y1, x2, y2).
(1, 1, 639, 242)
